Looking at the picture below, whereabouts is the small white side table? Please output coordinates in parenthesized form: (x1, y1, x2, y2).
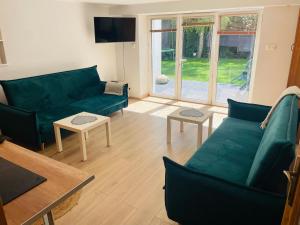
(167, 108, 213, 147)
(53, 112, 111, 161)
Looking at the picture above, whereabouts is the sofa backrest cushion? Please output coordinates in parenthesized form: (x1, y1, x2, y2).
(246, 95, 298, 193)
(228, 99, 271, 122)
(0, 66, 100, 112)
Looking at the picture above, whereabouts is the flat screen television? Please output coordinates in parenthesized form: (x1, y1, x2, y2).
(94, 17, 136, 43)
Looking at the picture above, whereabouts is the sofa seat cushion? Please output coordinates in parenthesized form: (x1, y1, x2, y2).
(185, 117, 264, 184)
(69, 94, 127, 115)
(37, 94, 127, 143)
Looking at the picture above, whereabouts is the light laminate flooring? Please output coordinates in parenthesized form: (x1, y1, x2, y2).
(42, 97, 227, 225)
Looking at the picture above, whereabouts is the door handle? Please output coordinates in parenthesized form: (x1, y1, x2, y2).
(291, 43, 295, 52)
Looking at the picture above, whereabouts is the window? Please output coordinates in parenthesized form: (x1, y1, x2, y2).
(215, 14, 258, 104)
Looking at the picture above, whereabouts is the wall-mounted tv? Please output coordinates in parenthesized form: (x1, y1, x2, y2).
(94, 17, 136, 43)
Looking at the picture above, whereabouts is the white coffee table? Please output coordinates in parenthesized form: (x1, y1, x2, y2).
(53, 112, 111, 161)
(167, 108, 213, 147)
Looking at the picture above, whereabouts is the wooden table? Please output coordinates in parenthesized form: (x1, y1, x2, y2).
(54, 112, 111, 161)
(167, 108, 213, 147)
(0, 141, 94, 225)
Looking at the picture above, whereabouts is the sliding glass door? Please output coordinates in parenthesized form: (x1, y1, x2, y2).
(214, 14, 258, 104)
(150, 13, 259, 105)
(151, 18, 177, 98)
(180, 16, 214, 102)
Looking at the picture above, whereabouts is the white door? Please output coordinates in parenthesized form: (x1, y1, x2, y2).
(213, 13, 259, 105)
(150, 17, 178, 99)
(179, 15, 215, 103)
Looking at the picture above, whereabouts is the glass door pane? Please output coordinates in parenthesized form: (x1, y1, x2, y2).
(151, 18, 177, 97)
(215, 14, 258, 104)
(180, 17, 214, 102)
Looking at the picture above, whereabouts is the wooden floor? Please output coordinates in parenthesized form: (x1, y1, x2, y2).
(43, 97, 227, 225)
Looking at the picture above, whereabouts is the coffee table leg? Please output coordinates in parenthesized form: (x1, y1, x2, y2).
(85, 132, 89, 141)
(167, 118, 171, 144)
(180, 121, 184, 132)
(43, 211, 55, 225)
(197, 124, 203, 147)
(79, 132, 87, 161)
(105, 121, 111, 147)
(54, 125, 63, 153)
(208, 115, 213, 136)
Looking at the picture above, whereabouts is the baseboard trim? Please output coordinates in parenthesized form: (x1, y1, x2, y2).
(129, 93, 149, 100)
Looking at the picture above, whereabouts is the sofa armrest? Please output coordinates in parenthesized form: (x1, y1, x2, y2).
(0, 103, 41, 150)
(99, 81, 107, 94)
(228, 99, 271, 122)
(163, 157, 285, 225)
(122, 83, 129, 97)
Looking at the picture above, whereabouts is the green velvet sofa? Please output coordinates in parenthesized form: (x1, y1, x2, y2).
(0, 65, 128, 150)
(164, 95, 299, 225)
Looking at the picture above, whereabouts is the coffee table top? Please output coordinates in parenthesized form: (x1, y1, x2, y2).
(167, 108, 213, 124)
(54, 112, 110, 132)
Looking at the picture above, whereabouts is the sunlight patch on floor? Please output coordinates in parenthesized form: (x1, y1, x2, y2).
(209, 106, 228, 114)
(171, 101, 206, 109)
(126, 97, 228, 126)
(211, 113, 227, 128)
(150, 105, 180, 119)
(125, 101, 162, 113)
(142, 96, 175, 104)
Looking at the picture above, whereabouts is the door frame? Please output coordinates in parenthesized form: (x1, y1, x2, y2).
(148, 9, 262, 106)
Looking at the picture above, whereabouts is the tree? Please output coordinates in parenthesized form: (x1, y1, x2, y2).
(220, 15, 258, 32)
(182, 17, 213, 58)
(183, 25, 211, 58)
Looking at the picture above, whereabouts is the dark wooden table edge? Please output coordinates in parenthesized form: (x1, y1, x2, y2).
(20, 175, 95, 225)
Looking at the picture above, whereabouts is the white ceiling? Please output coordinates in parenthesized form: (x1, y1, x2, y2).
(66, 0, 181, 5)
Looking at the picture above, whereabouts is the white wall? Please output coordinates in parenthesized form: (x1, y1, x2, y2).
(0, 0, 117, 102)
(110, 0, 300, 15)
(115, 42, 140, 97)
(0, 0, 298, 104)
(138, 15, 150, 98)
(251, 6, 299, 105)
(115, 15, 149, 98)
(112, 4, 300, 104)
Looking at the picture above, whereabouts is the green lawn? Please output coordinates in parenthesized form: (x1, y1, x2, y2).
(161, 58, 248, 84)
